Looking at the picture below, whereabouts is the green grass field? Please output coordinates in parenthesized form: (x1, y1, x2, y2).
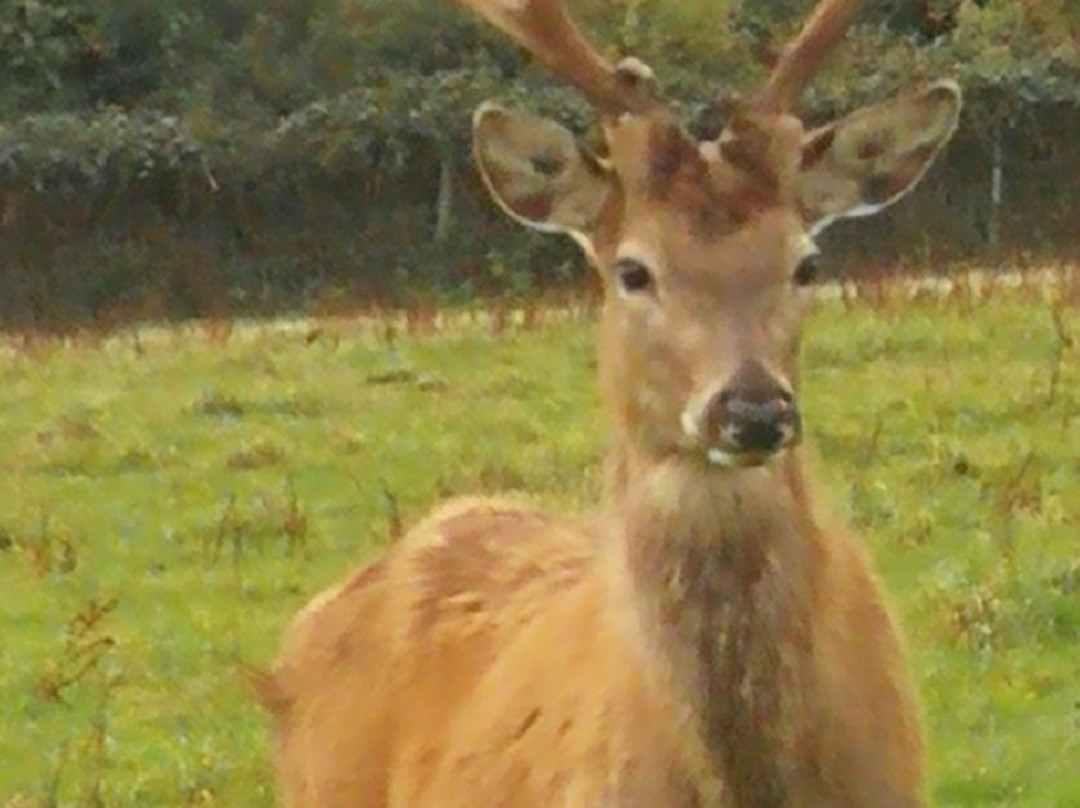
(1, 279, 1077, 807)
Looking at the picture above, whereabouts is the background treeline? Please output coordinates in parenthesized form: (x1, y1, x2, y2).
(0, 0, 1078, 328)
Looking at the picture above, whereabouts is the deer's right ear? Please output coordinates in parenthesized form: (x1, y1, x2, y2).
(472, 104, 616, 243)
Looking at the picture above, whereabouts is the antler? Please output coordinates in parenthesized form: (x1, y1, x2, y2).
(758, 0, 864, 113)
(445, 0, 653, 115)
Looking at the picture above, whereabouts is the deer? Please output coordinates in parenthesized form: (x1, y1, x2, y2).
(250, 0, 962, 805)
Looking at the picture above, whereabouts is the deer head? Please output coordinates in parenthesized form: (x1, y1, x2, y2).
(452, 0, 961, 472)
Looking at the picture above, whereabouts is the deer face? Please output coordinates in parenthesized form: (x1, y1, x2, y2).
(473, 82, 961, 469)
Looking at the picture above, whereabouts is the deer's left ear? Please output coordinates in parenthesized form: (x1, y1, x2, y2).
(799, 80, 961, 235)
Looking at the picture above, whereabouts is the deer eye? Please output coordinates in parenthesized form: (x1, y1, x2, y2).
(615, 259, 654, 294)
(793, 254, 821, 287)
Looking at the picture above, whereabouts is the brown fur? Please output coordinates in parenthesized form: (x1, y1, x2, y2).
(257, 452, 925, 807)
(253, 2, 961, 805)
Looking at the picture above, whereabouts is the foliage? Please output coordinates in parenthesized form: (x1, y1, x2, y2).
(2, 0, 1077, 167)
(0, 65, 594, 197)
(0, 107, 209, 193)
(0, 284, 1077, 805)
(950, 0, 1080, 105)
(0, 0, 96, 111)
(0, 0, 1077, 318)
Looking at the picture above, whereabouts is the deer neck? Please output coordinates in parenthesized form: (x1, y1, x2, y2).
(614, 449, 823, 805)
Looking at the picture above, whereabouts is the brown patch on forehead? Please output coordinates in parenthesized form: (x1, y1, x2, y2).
(645, 122, 701, 199)
(616, 115, 801, 240)
(719, 111, 804, 203)
(602, 111, 808, 243)
(636, 120, 767, 238)
(720, 135, 780, 201)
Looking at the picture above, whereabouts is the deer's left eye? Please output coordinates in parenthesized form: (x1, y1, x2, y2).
(615, 258, 655, 294)
(793, 254, 821, 287)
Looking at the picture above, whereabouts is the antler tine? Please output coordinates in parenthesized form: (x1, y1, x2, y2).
(759, 0, 864, 113)
(447, 0, 653, 115)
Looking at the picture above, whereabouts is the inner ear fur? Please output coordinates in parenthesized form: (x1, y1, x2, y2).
(471, 103, 616, 239)
(799, 79, 962, 232)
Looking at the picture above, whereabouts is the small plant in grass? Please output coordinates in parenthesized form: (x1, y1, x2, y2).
(1, 510, 81, 577)
(225, 438, 288, 470)
(32, 597, 123, 808)
(189, 392, 246, 417)
(1045, 296, 1074, 409)
(935, 562, 1080, 654)
(35, 413, 100, 447)
(36, 598, 119, 706)
(202, 481, 310, 563)
(111, 444, 160, 473)
(190, 391, 326, 420)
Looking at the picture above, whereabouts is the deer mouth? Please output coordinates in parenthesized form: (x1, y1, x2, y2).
(705, 446, 774, 468)
(680, 409, 801, 468)
(703, 438, 798, 468)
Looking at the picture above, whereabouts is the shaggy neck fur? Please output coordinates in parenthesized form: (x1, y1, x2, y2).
(615, 450, 824, 807)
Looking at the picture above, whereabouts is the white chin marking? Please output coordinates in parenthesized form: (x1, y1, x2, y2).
(680, 410, 700, 442)
(706, 447, 739, 468)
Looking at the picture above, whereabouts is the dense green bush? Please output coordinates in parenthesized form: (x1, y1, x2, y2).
(0, 0, 1077, 327)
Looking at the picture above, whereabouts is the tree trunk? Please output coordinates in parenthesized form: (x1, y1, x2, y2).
(988, 123, 1003, 262)
(434, 146, 454, 245)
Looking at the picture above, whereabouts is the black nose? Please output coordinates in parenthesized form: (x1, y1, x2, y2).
(705, 360, 800, 454)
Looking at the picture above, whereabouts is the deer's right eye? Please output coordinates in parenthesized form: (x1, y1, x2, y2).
(615, 259, 654, 294)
